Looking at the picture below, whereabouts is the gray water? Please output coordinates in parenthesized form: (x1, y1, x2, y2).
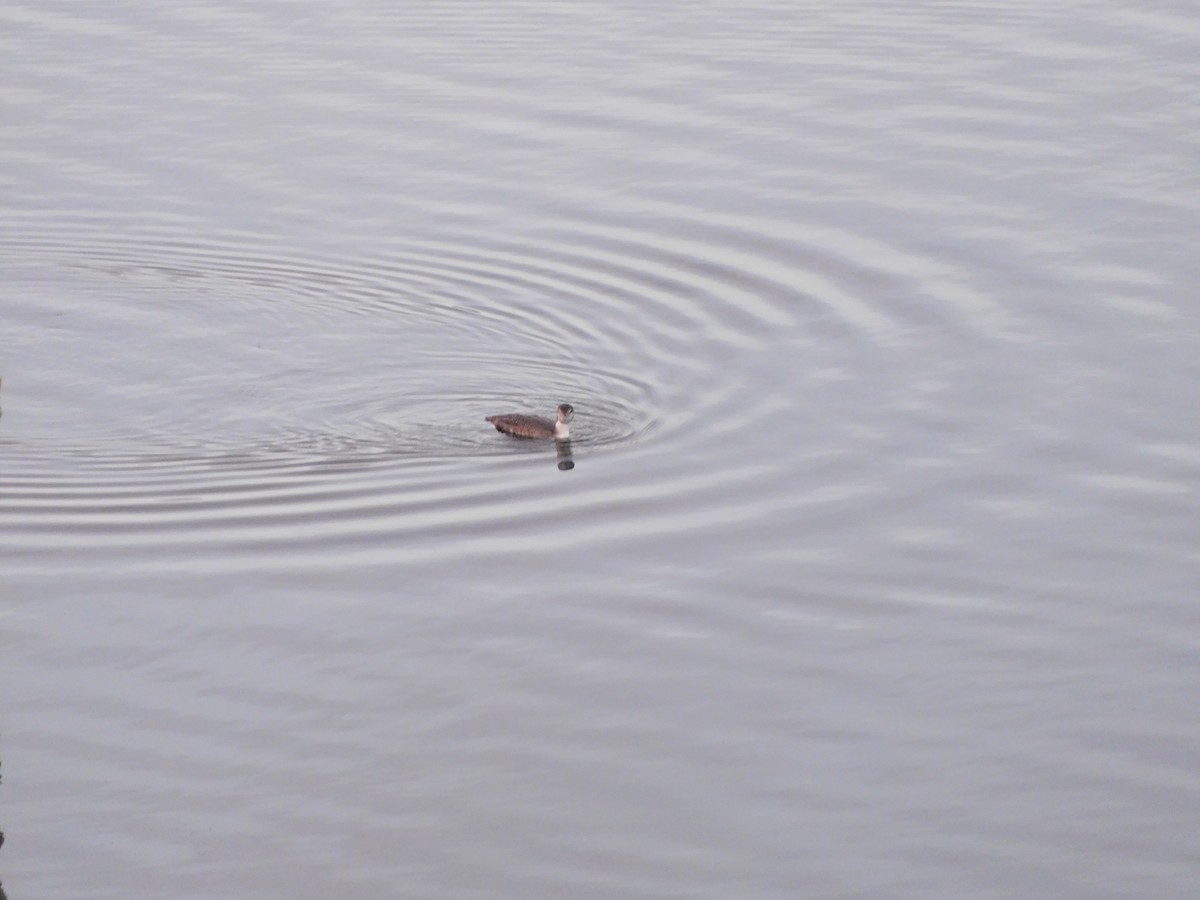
(2, 2, 1199, 897)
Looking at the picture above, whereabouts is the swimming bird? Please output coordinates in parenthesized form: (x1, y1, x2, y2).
(486, 403, 574, 440)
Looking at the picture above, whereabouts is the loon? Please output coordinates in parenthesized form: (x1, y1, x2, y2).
(486, 403, 573, 440)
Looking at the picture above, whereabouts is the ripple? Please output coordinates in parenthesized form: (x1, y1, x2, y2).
(1, 157, 1040, 577)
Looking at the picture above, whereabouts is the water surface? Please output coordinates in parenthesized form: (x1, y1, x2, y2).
(2, 2, 1199, 897)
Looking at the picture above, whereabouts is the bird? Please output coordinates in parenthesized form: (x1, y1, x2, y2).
(486, 403, 574, 440)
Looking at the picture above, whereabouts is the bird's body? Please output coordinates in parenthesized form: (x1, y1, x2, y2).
(486, 403, 574, 440)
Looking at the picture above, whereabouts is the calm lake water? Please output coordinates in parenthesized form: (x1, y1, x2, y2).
(3, 2, 1199, 897)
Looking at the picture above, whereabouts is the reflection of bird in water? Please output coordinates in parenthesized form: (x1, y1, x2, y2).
(486, 403, 574, 440)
